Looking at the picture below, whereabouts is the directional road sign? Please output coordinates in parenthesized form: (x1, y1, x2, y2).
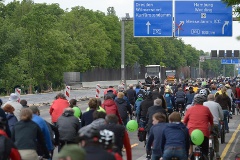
(221, 59, 239, 64)
(134, 0, 173, 37)
(175, 0, 232, 37)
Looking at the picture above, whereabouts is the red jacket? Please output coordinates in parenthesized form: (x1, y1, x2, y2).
(102, 99, 122, 124)
(0, 130, 21, 160)
(104, 88, 117, 96)
(102, 99, 132, 160)
(236, 87, 240, 99)
(184, 104, 213, 138)
(49, 98, 69, 123)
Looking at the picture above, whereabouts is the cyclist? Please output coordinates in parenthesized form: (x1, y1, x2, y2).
(175, 87, 186, 111)
(134, 94, 144, 123)
(146, 99, 167, 133)
(215, 86, 231, 133)
(203, 94, 224, 159)
(164, 88, 174, 115)
(139, 91, 154, 128)
(0, 117, 21, 160)
(225, 83, 235, 116)
(185, 86, 195, 106)
(161, 112, 189, 160)
(184, 94, 213, 158)
(192, 83, 199, 93)
(99, 129, 123, 160)
(98, 114, 125, 157)
(126, 84, 136, 106)
(78, 127, 115, 160)
(199, 88, 209, 98)
(146, 112, 167, 160)
(210, 84, 218, 95)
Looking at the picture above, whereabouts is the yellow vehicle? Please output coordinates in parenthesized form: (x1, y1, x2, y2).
(165, 70, 177, 84)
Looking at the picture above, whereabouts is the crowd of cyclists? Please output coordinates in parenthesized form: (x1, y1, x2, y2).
(0, 76, 240, 160)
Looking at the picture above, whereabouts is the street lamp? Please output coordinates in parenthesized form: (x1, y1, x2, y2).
(189, 66, 191, 79)
(121, 13, 133, 89)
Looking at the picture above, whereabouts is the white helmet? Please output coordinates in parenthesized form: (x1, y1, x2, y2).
(199, 89, 207, 97)
(99, 129, 115, 149)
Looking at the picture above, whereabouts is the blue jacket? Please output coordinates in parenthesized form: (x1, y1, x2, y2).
(161, 122, 189, 155)
(32, 114, 53, 151)
(186, 92, 195, 105)
(135, 88, 141, 94)
(6, 113, 18, 132)
(146, 123, 167, 156)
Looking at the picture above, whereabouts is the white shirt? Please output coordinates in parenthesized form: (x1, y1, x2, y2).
(3, 101, 23, 121)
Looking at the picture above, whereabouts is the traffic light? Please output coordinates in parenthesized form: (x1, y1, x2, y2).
(226, 50, 232, 58)
(234, 50, 240, 58)
(218, 50, 225, 58)
(211, 50, 217, 58)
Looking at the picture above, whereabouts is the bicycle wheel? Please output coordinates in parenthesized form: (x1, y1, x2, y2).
(208, 148, 214, 160)
(221, 123, 225, 144)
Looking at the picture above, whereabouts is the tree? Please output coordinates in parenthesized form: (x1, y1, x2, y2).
(223, 0, 240, 17)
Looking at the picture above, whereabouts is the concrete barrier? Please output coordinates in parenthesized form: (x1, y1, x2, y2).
(81, 79, 145, 88)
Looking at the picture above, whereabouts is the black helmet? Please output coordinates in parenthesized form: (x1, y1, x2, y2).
(137, 94, 144, 98)
(193, 94, 207, 104)
(145, 91, 152, 98)
(78, 127, 100, 142)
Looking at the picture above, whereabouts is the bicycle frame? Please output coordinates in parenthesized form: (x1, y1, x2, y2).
(194, 146, 201, 160)
(208, 133, 215, 160)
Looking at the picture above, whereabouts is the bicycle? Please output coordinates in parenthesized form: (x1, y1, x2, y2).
(174, 103, 185, 118)
(220, 120, 225, 144)
(192, 146, 208, 160)
(208, 131, 215, 160)
(235, 153, 240, 160)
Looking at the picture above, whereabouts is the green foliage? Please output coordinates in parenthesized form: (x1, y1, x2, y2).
(0, 1, 224, 92)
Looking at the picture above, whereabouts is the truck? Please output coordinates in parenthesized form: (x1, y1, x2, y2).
(144, 65, 161, 86)
(165, 70, 177, 84)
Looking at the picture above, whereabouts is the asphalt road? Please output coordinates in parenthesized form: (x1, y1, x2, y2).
(1, 89, 240, 160)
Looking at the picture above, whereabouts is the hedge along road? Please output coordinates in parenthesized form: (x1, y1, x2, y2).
(1, 89, 240, 159)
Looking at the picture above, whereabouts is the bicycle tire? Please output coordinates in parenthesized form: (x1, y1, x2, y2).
(202, 154, 209, 160)
(208, 148, 214, 160)
(221, 124, 225, 144)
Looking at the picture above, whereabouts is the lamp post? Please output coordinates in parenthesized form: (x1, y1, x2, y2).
(121, 13, 133, 90)
(189, 66, 191, 79)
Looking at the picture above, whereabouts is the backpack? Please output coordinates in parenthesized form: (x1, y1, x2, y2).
(137, 127, 147, 142)
(0, 135, 10, 160)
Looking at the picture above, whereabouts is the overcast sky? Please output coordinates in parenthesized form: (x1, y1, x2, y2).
(4, 0, 240, 53)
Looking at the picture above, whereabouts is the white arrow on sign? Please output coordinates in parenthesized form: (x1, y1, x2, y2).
(222, 21, 229, 34)
(146, 21, 151, 35)
(177, 21, 184, 36)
